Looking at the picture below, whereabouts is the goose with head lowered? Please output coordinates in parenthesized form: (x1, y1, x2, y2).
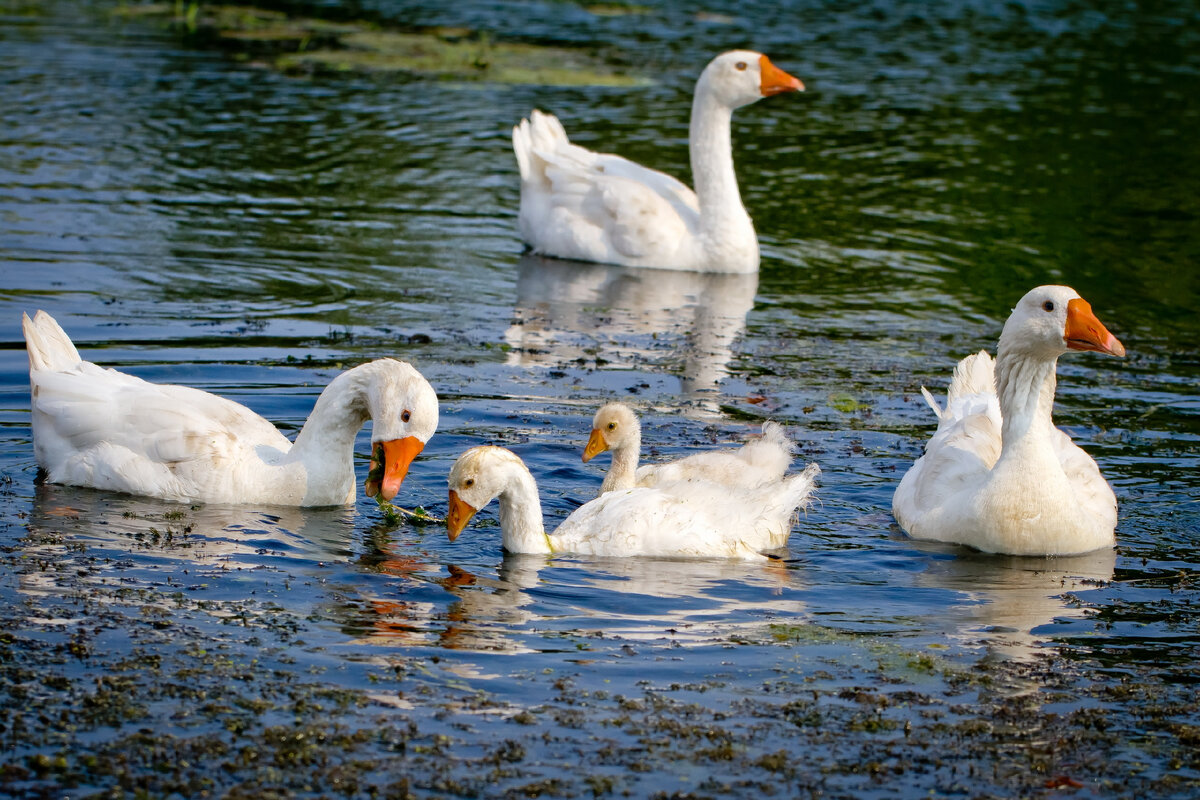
(512, 50, 804, 273)
(446, 445, 819, 560)
(22, 310, 438, 507)
(892, 286, 1125, 556)
(583, 402, 794, 495)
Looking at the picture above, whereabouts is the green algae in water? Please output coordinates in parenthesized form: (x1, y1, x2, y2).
(829, 393, 863, 414)
(367, 444, 442, 525)
(114, 3, 647, 87)
(365, 443, 400, 525)
(279, 32, 647, 87)
(375, 497, 442, 526)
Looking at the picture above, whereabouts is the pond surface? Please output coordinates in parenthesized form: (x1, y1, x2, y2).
(1, 0, 1198, 797)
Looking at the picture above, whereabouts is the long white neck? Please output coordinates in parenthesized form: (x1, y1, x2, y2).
(289, 369, 369, 505)
(690, 87, 755, 255)
(994, 341, 1061, 462)
(601, 427, 642, 493)
(984, 336, 1117, 555)
(497, 461, 552, 555)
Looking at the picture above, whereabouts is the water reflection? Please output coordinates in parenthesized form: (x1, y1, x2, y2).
(504, 255, 758, 413)
(342, 528, 512, 651)
(546, 555, 800, 644)
(21, 475, 1114, 665)
(335, 547, 803, 656)
(19, 482, 357, 599)
(912, 544, 1116, 661)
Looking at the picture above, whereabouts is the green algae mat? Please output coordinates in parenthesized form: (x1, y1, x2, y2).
(115, 2, 648, 86)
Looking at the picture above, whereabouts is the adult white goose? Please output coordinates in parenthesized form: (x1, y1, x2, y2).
(512, 50, 804, 273)
(446, 446, 819, 560)
(583, 402, 794, 495)
(22, 310, 438, 506)
(892, 286, 1125, 556)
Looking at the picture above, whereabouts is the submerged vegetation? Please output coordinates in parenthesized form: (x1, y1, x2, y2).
(113, 2, 648, 86)
(2, 494, 1197, 797)
(2, 511, 1198, 798)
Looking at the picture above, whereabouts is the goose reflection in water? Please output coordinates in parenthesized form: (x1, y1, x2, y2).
(345, 527, 510, 651)
(20, 481, 357, 598)
(339, 545, 804, 656)
(504, 255, 758, 414)
(337, 538, 543, 653)
(909, 543, 1116, 662)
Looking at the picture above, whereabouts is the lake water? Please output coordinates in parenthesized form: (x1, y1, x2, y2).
(1, 1, 1197, 797)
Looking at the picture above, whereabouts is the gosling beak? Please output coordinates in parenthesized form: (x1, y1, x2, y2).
(446, 489, 477, 543)
(365, 436, 425, 501)
(1065, 298, 1126, 357)
(582, 428, 608, 463)
(759, 54, 804, 96)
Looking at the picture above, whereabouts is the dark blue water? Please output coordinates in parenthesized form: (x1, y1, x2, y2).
(1, 1, 1197, 797)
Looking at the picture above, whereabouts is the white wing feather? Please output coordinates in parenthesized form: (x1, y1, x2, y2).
(635, 421, 794, 490)
(893, 351, 1002, 534)
(30, 361, 290, 500)
(893, 349, 1117, 551)
(554, 463, 819, 559)
(25, 311, 294, 502)
(514, 110, 698, 266)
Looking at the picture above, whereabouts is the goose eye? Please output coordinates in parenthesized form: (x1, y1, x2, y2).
(735, 61, 747, 71)
(1042, 301, 1055, 312)
(401, 410, 411, 422)
(607, 422, 617, 430)
(464, 478, 474, 488)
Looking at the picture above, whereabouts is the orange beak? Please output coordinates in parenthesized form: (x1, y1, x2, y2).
(1065, 298, 1125, 357)
(365, 436, 425, 501)
(582, 428, 609, 463)
(759, 54, 804, 96)
(446, 489, 477, 542)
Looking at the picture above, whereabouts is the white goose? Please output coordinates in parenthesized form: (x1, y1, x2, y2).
(22, 311, 438, 506)
(892, 286, 1125, 556)
(583, 402, 794, 494)
(512, 50, 804, 273)
(446, 446, 819, 560)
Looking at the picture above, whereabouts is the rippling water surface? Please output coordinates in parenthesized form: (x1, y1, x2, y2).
(1, 1, 1198, 797)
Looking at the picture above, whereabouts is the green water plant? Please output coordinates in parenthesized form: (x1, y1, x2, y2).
(368, 444, 441, 525)
(114, 3, 646, 87)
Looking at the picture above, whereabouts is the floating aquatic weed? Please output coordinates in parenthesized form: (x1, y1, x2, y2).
(113, 3, 648, 87)
(374, 497, 442, 526)
(829, 393, 863, 414)
(368, 444, 442, 525)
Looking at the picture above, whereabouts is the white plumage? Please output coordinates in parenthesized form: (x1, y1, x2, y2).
(23, 310, 438, 507)
(893, 286, 1125, 555)
(513, 51, 804, 273)
(583, 402, 794, 496)
(446, 446, 819, 560)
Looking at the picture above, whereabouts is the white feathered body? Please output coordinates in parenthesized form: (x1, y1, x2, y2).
(589, 403, 795, 499)
(29, 357, 315, 505)
(513, 110, 727, 271)
(24, 312, 338, 505)
(632, 421, 793, 491)
(893, 350, 1117, 555)
(509, 51, 804, 274)
(449, 445, 819, 560)
(23, 311, 439, 507)
(555, 464, 819, 559)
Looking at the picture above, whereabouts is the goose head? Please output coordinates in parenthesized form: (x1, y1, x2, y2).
(582, 402, 640, 462)
(446, 446, 526, 541)
(361, 359, 440, 502)
(698, 50, 804, 109)
(998, 285, 1125, 362)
